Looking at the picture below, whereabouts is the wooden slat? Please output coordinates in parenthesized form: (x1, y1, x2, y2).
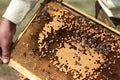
(9, 59, 41, 80)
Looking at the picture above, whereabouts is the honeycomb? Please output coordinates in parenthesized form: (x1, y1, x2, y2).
(11, 2, 120, 80)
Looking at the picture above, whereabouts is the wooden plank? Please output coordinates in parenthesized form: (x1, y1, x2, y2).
(9, 59, 41, 80)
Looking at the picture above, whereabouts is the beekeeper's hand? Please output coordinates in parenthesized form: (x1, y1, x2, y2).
(0, 18, 16, 64)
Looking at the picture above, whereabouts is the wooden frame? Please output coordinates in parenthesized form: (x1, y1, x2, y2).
(8, 1, 120, 80)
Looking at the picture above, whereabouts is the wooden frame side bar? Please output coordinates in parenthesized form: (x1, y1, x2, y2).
(9, 59, 42, 80)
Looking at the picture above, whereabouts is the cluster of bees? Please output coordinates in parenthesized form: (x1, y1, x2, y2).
(33, 3, 120, 80)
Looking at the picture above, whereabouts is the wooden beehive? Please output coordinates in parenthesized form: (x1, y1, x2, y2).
(9, 1, 120, 80)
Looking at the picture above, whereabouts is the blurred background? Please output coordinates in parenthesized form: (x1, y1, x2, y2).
(0, 0, 96, 79)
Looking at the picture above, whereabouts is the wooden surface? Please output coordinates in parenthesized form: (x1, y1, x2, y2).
(9, 59, 41, 80)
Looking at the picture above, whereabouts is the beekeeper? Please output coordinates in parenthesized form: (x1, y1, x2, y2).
(0, 0, 119, 64)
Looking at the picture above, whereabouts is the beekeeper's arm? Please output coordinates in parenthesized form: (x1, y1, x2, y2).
(3, 0, 39, 24)
(0, 0, 38, 64)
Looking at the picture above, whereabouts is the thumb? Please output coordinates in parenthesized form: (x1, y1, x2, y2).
(1, 44, 10, 64)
